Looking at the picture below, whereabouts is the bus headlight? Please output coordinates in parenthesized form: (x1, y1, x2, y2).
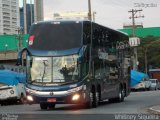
(27, 95, 33, 101)
(72, 94, 80, 101)
(10, 90, 14, 94)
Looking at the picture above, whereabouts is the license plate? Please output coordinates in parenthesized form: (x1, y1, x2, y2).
(47, 98, 56, 102)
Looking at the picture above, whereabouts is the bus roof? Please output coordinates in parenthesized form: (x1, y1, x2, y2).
(28, 20, 129, 56)
(33, 20, 128, 37)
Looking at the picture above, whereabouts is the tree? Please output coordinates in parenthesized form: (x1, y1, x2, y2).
(138, 36, 160, 73)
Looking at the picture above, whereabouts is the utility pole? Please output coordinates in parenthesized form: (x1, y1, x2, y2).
(23, 0, 27, 34)
(144, 47, 148, 74)
(88, 0, 92, 21)
(16, 27, 23, 52)
(128, 9, 144, 70)
(93, 12, 96, 22)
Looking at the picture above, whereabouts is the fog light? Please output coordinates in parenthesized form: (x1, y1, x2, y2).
(27, 95, 33, 101)
(10, 90, 14, 94)
(72, 94, 80, 101)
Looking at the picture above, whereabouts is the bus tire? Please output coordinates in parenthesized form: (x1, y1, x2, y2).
(97, 85, 101, 103)
(86, 90, 98, 108)
(85, 92, 93, 108)
(115, 86, 124, 102)
(40, 103, 48, 110)
(93, 91, 99, 108)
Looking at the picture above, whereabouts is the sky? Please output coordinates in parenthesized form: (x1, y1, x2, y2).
(20, 0, 160, 29)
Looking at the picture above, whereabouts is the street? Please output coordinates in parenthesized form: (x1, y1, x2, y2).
(0, 90, 160, 120)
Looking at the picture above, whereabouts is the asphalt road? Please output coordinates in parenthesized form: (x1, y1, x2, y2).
(0, 90, 160, 120)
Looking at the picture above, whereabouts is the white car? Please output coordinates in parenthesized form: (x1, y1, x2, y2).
(132, 81, 145, 90)
(150, 79, 160, 90)
(0, 82, 26, 105)
(131, 80, 151, 91)
(0, 70, 26, 105)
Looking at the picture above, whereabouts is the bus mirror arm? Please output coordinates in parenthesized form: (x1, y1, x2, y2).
(16, 57, 22, 66)
(16, 48, 27, 66)
(77, 56, 85, 64)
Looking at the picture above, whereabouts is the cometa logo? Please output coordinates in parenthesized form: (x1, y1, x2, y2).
(28, 35, 35, 45)
(116, 41, 130, 50)
(50, 92, 54, 96)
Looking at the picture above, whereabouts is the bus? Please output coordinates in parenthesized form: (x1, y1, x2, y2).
(17, 20, 131, 109)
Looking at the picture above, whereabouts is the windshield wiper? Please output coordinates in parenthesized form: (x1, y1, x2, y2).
(60, 80, 78, 85)
(42, 60, 48, 83)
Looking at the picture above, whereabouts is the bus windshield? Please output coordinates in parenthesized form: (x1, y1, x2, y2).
(28, 21, 82, 51)
(27, 55, 79, 84)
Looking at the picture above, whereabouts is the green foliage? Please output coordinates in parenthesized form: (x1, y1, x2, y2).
(138, 36, 160, 72)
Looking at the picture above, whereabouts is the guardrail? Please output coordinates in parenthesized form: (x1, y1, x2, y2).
(0, 64, 26, 73)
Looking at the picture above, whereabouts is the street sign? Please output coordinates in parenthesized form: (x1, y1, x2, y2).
(129, 37, 140, 47)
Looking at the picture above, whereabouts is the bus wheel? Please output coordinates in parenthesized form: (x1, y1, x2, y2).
(48, 103, 55, 109)
(86, 90, 98, 108)
(85, 92, 93, 108)
(115, 86, 124, 102)
(40, 103, 48, 110)
(95, 92, 99, 106)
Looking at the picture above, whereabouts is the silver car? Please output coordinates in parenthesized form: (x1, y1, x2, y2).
(150, 79, 160, 90)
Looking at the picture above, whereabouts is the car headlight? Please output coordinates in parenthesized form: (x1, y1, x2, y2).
(10, 90, 14, 94)
(27, 95, 34, 101)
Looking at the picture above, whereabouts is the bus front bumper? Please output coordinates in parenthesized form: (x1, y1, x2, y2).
(26, 87, 89, 104)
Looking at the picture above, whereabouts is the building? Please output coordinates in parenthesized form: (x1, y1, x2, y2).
(0, 0, 19, 35)
(53, 11, 89, 20)
(19, 4, 34, 33)
(149, 69, 160, 81)
(34, 0, 44, 22)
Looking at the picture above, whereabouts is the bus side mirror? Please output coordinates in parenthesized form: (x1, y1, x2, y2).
(77, 56, 85, 64)
(77, 45, 89, 64)
(16, 48, 27, 66)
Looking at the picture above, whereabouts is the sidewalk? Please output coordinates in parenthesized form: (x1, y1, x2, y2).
(148, 105, 160, 114)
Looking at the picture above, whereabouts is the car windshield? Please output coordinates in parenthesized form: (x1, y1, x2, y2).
(27, 55, 79, 84)
(151, 80, 156, 83)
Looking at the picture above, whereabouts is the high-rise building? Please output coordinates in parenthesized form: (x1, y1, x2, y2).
(20, 4, 34, 33)
(0, 0, 19, 35)
(34, 0, 44, 22)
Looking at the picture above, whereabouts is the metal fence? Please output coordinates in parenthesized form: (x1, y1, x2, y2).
(0, 64, 26, 73)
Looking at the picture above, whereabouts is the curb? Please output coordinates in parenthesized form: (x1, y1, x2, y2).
(147, 106, 160, 115)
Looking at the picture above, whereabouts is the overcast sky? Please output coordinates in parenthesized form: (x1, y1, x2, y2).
(23, 0, 160, 29)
